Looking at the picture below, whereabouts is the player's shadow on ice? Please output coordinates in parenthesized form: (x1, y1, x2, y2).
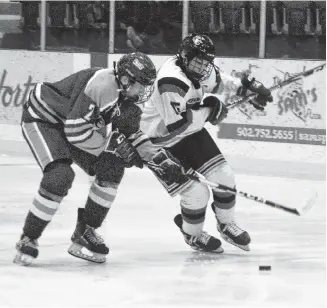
(182, 250, 251, 263)
(21, 249, 253, 276)
(31, 258, 115, 276)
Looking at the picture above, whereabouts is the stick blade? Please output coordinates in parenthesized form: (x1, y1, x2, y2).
(283, 207, 301, 216)
(298, 191, 318, 215)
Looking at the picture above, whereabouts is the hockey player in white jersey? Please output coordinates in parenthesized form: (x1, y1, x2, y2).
(140, 33, 273, 253)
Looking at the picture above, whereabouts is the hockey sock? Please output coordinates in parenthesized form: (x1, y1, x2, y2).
(23, 188, 63, 239)
(23, 211, 48, 240)
(179, 181, 210, 236)
(212, 191, 236, 224)
(180, 204, 207, 236)
(83, 180, 118, 228)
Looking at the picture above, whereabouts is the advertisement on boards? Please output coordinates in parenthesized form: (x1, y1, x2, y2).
(1, 51, 325, 146)
(0, 50, 76, 124)
(212, 58, 326, 146)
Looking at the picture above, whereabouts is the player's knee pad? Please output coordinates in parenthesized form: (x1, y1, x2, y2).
(207, 162, 236, 191)
(207, 162, 236, 211)
(41, 160, 75, 197)
(180, 181, 210, 210)
(96, 166, 125, 185)
(206, 162, 236, 187)
(94, 153, 125, 185)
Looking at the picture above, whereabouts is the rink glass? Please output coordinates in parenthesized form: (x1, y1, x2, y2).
(0, 1, 325, 60)
(114, 1, 183, 54)
(264, 1, 326, 60)
(189, 1, 260, 58)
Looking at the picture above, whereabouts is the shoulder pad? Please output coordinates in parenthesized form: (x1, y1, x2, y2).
(158, 77, 190, 98)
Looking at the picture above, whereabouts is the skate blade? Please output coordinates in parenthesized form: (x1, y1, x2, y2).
(190, 245, 224, 254)
(68, 243, 107, 264)
(220, 234, 250, 252)
(13, 252, 35, 266)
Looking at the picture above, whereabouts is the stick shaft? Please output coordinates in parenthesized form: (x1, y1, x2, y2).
(146, 162, 301, 215)
(187, 174, 300, 215)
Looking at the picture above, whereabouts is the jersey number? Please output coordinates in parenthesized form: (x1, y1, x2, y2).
(171, 102, 181, 114)
(84, 103, 99, 123)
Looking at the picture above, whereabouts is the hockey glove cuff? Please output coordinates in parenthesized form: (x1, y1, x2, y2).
(202, 95, 228, 125)
(105, 130, 143, 169)
(148, 149, 188, 184)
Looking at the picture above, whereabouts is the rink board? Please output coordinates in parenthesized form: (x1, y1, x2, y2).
(0, 50, 325, 146)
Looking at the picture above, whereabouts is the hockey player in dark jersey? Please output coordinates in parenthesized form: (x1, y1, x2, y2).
(140, 34, 273, 253)
(14, 52, 187, 265)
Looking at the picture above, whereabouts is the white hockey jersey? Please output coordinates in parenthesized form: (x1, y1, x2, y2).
(140, 56, 242, 147)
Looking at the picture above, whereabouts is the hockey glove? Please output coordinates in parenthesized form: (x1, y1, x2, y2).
(239, 75, 273, 111)
(148, 149, 188, 184)
(104, 130, 143, 169)
(202, 95, 228, 125)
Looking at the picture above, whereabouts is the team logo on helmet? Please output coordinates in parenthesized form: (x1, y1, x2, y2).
(133, 58, 145, 70)
(191, 35, 214, 56)
(192, 35, 205, 46)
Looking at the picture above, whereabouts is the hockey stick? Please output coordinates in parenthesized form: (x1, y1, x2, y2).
(146, 161, 316, 216)
(187, 173, 317, 216)
(225, 63, 326, 110)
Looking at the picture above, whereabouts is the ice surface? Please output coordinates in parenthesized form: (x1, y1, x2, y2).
(0, 136, 325, 308)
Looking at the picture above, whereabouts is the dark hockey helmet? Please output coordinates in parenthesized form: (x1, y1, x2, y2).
(115, 52, 156, 103)
(178, 33, 215, 82)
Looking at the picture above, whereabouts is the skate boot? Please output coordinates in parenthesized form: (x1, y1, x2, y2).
(174, 214, 224, 253)
(212, 204, 251, 251)
(68, 208, 109, 263)
(14, 234, 39, 266)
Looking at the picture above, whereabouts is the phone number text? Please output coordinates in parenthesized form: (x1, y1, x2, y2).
(236, 127, 294, 140)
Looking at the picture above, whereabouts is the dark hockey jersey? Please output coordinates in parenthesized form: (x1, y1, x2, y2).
(26, 68, 158, 159)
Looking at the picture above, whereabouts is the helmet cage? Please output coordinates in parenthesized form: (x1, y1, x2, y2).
(137, 83, 154, 104)
(122, 69, 155, 104)
(186, 54, 214, 82)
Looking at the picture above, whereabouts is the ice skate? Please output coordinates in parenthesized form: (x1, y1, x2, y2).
(68, 208, 109, 263)
(211, 204, 251, 251)
(216, 220, 251, 251)
(174, 214, 224, 253)
(14, 234, 39, 266)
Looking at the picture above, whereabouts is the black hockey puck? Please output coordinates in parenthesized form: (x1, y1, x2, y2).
(259, 265, 271, 271)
